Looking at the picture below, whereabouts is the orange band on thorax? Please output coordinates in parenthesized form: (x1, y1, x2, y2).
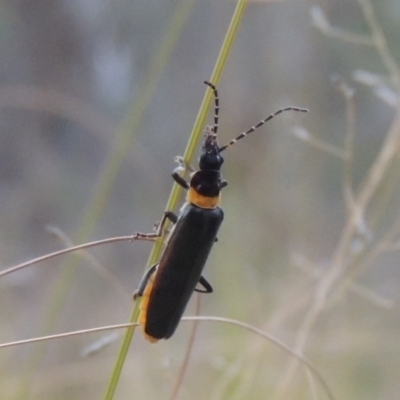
(186, 187, 221, 209)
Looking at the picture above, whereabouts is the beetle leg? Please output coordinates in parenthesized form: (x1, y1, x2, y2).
(133, 263, 158, 299)
(134, 211, 178, 241)
(164, 211, 178, 224)
(172, 156, 195, 190)
(172, 169, 189, 190)
(174, 155, 195, 173)
(195, 275, 213, 293)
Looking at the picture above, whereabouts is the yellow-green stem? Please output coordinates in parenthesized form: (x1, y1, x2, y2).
(103, 1, 247, 399)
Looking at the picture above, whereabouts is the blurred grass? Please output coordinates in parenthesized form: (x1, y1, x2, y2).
(1, 0, 400, 399)
(16, 0, 199, 398)
(274, 1, 400, 398)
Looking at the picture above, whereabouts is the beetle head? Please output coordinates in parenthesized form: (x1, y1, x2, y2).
(199, 126, 224, 171)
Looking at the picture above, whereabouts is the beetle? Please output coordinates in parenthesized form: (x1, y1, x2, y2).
(133, 81, 308, 343)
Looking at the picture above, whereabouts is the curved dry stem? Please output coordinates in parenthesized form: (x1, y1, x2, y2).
(0, 316, 334, 400)
(0, 323, 137, 350)
(0, 236, 135, 278)
(187, 317, 335, 400)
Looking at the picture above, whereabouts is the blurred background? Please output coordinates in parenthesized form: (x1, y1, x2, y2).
(0, 0, 399, 399)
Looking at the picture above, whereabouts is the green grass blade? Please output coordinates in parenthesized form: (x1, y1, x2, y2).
(102, 1, 248, 399)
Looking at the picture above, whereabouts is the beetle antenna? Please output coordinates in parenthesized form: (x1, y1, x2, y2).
(218, 107, 309, 152)
(204, 81, 219, 134)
